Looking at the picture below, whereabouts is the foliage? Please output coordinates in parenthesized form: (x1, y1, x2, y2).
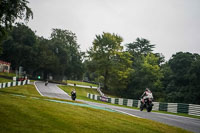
(88, 32, 134, 91)
(1, 23, 37, 73)
(0, 24, 83, 81)
(0, 0, 33, 53)
(125, 38, 163, 100)
(50, 29, 84, 80)
(162, 52, 200, 104)
(126, 37, 155, 56)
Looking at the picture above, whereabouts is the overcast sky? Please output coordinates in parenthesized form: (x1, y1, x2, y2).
(27, 0, 200, 61)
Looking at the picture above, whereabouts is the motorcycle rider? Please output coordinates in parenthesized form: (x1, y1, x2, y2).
(140, 88, 153, 104)
(71, 89, 76, 100)
(45, 80, 48, 86)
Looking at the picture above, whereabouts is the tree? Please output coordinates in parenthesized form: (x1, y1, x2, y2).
(0, 0, 33, 53)
(126, 38, 163, 100)
(126, 54, 163, 99)
(188, 54, 200, 104)
(163, 52, 200, 104)
(88, 32, 133, 91)
(108, 51, 134, 96)
(50, 29, 83, 80)
(0, 23, 37, 73)
(34, 36, 59, 80)
(126, 38, 155, 56)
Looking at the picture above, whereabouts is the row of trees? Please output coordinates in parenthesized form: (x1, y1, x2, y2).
(0, 0, 33, 51)
(85, 33, 200, 104)
(0, 23, 83, 80)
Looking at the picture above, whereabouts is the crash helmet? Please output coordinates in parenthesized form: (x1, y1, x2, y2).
(145, 88, 150, 92)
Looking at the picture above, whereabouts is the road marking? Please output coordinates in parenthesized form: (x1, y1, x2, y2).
(113, 109, 142, 118)
(34, 81, 44, 96)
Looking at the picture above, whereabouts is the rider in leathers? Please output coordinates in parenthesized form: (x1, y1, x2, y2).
(140, 88, 153, 104)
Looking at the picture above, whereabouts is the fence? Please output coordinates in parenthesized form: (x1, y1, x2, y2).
(0, 80, 30, 88)
(87, 93, 200, 116)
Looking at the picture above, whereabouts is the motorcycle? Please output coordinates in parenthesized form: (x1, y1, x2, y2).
(45, 81, 48, 86)
(140, 97, 153, 112)
(71, 91, 76, 101)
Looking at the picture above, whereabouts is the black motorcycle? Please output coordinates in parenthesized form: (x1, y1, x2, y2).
(140, 98, 153, 112)
(45, 81, 48, 86)
(71, 91, 76, 101)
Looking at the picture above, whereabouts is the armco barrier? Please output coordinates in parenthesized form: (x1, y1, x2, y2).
(87, 93, 200, 116)
(0, 80, 30, 89)
(189, 104, 200, 116)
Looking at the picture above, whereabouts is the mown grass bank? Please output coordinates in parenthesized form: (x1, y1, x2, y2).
(0, 88, 190, 133)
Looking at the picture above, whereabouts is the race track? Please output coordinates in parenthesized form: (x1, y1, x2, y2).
(35, 81, 200, 133)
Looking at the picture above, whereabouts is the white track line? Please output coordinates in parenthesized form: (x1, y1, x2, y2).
(34, 81, 44, 96)
(113, 109, 142, 118)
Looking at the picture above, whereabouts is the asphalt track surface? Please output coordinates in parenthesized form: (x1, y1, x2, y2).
(35, 81, 200, 133)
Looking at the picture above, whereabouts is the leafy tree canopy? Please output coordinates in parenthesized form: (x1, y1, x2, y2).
(0, 0, 33, 53)
(88, 32, 133, 91)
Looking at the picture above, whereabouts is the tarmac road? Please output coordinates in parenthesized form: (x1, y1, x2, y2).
(35, 81, 200, 133)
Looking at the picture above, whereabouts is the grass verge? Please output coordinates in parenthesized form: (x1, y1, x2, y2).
(0, 72, 15, 77)
(65, 80, 98, 87)
(0, 84, 41, 97)
(0, 77, 12, 83)
(59, 85, 99, 101)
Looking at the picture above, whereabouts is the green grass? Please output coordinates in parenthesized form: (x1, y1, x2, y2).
(0, 86, 190, 133)
(65, 80, 98, 87)
(59, 85, 99, 101)
(0, 72, 15, 77)
(0, 84, 41, 97)
(0, 77, 12, 83)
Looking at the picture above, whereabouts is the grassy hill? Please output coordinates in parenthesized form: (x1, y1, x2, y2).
(0, 84, 191, 133)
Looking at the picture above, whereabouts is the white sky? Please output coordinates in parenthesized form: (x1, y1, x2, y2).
(27, 0, 200, 61)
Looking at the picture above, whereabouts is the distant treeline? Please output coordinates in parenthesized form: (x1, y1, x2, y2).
(1, 23, 200, 104)
(0, 23, 84, 80)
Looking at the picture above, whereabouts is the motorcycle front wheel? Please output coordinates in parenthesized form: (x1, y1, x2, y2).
(147, 105, 152, 112)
